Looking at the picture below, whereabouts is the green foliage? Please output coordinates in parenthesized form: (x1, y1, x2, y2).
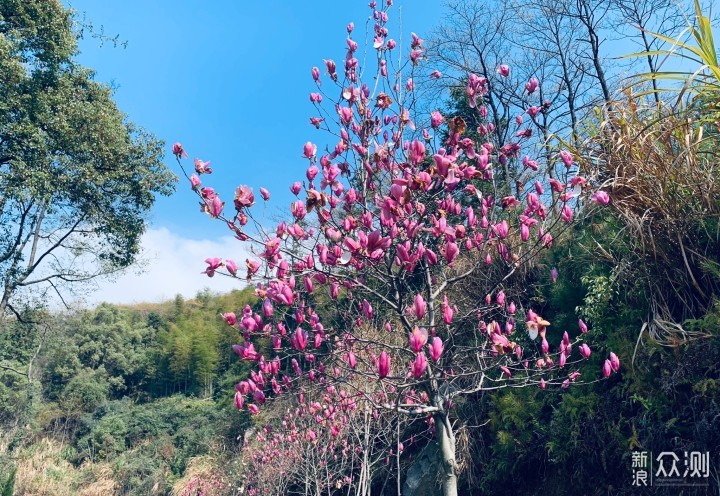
(0, 0, 176, 315)
(0, 288, 255, 494)
(624, 0, 720, 101)
(73, 396, 240, 467)
(59, 369, 110, 415)
(0, 465, 15, 496)
(457, 202, 720, 495)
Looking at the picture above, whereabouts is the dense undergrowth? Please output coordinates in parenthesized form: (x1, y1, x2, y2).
(1, 209, 718, 495)
(0, 289, 255, 495)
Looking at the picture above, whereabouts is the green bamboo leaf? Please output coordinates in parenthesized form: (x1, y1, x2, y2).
(630, 71, 707, 81)
(620, 50, 701, 63)
(642, 29, 708, 62)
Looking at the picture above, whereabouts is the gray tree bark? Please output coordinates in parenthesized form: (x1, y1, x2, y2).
(436, 412, 458, 496)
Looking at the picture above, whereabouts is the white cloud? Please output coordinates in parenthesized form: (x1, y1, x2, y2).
(86, 227, 249, 306)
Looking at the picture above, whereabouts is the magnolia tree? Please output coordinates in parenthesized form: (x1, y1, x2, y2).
(240, 399, 401, 495)
(174, 2, 617, 494)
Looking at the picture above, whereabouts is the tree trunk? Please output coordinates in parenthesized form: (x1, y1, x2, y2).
(435, 412, 458, 496)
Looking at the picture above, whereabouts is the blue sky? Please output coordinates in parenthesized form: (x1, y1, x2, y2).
(64, 0, 445, 304)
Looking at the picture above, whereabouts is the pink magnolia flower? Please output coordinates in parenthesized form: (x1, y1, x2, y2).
(338, 106, 353, 125)
(580, 343, 592, 358)
(525, 78, 539, 94)
(246, 259, 260, 277)
(412, 352, 428, 378)
(378, 351, 391, 379)
(429, 337, 444, 362)
(570, 176, 587, 188)
(443, 242, 459, 264)
(500, 365, 512, 377)
(189, 174, 201, 189)
(234, 185, 255, 209)
(303, 142, 317, 158)
(549, 178, 565, 193)
(429, 70, 442, 79)
(203, 257, 222, 277)
(544, 236, 555, 252)
(194, 158, 212, 174)
(407, 139, 426, 166)
(262, 298, 274, 318)
(232, 343, 258, 361)
(579, 319, 588, 334)
(259, 187, 270, 201)
(408, 327, 428, 353)
(324, 59, 337, 80)
(521, 224, 530, 241)
(234, 391, 244, 410)
(497, 64, 510, 77)
(561, 205, 573, 222)
(410, 48, 423, 65)
(609, 352, 620, 372)
(222, 312, 237, 326)
(290, 182, 302, 195)
(411, 32, 423, 48)
(493, 220, 509, 239)
(591, 191, 610, 205)
(253, 389, 266, 405)
(430, 111, 445, 128)
(291, 200, 306, 220)
(293, 328, 308, 351)
(345, 351, 357, 369)
(206, 196, 224, 218)
(413, 294, 427, 320)
(442, 295, 454, 324)
(172, 142, 188, 159)
(225, 259, 238, 276)
(559, 150, 574, 168)
(602, 359, 612, 378)
(306, 165, 319, 181)
(361, 299, 374, 319)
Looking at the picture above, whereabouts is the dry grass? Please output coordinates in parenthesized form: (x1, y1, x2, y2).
(579, 92, 720, 344)
(12, 437, 116, 496)
(171, 455, 228, 496)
